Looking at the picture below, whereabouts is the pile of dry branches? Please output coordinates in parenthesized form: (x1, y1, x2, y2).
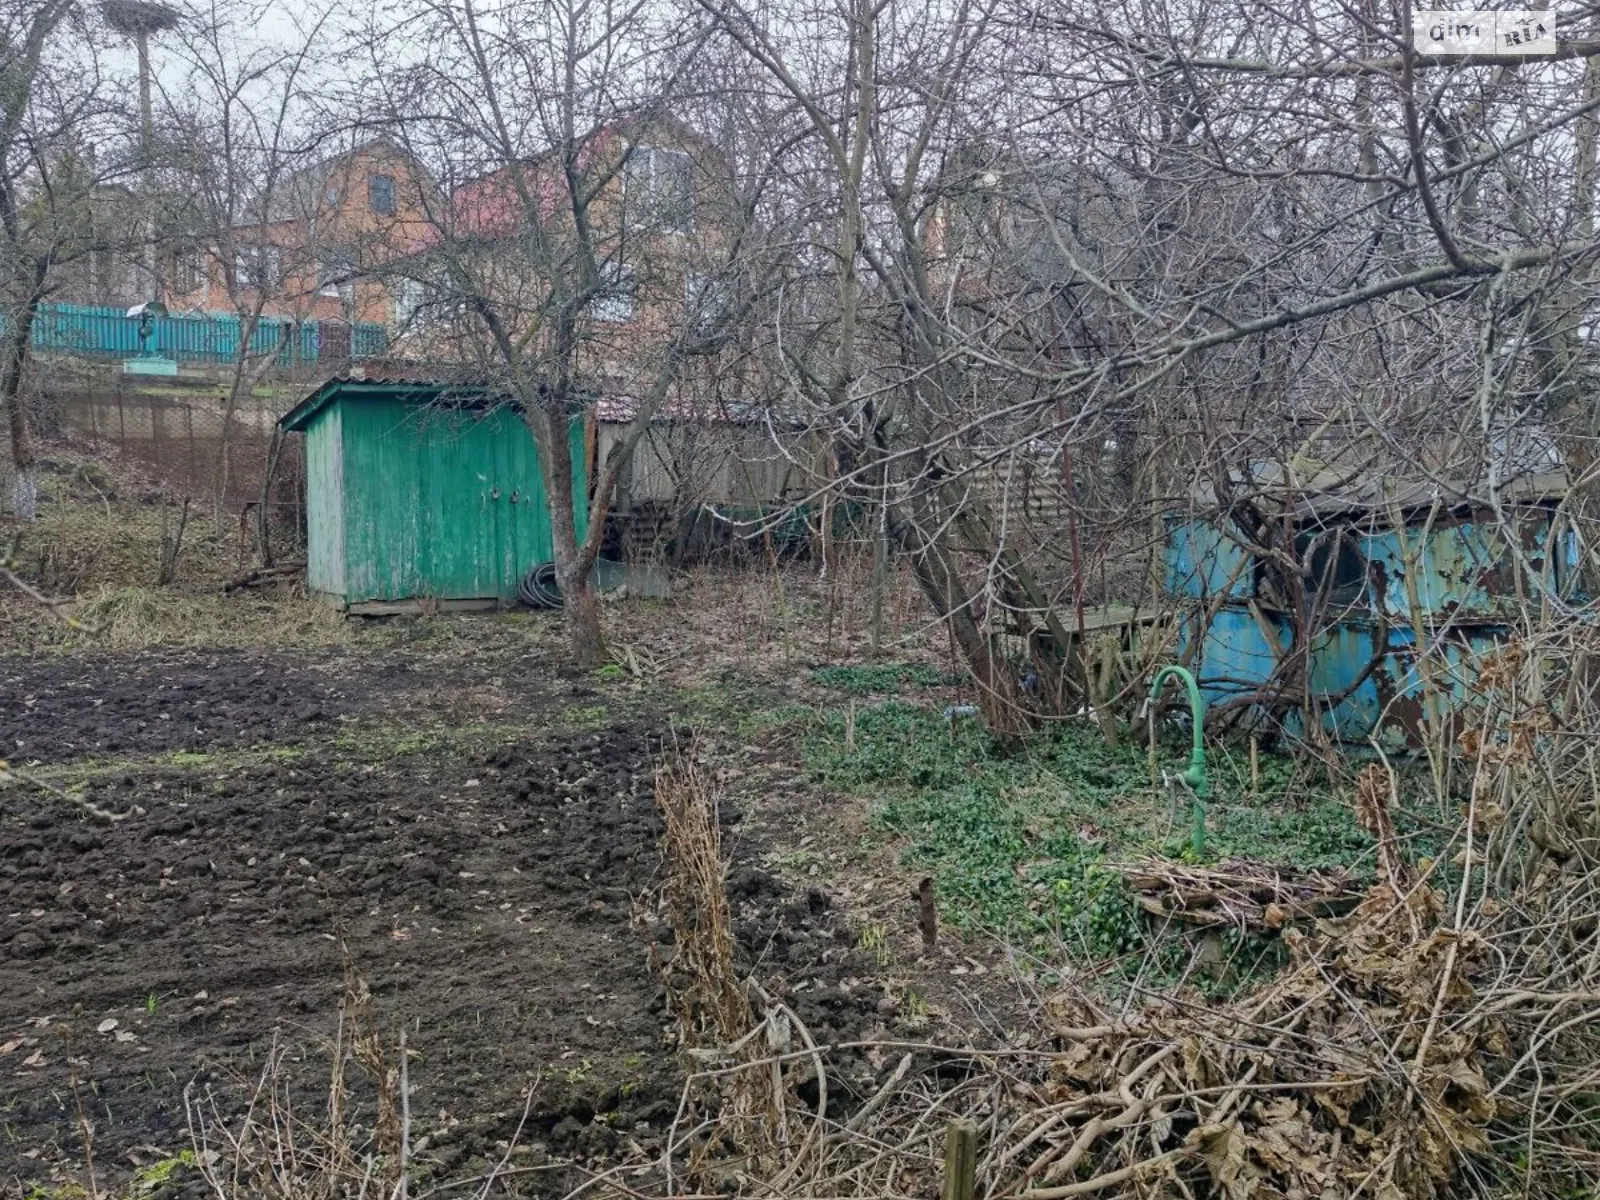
(647, 716, 1600, 1200)
(1106, 859, 1365, 931)
(653, 871, 1600, 1200)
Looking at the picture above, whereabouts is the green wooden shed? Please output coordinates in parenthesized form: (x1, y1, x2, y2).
(278, 378, 588, 612)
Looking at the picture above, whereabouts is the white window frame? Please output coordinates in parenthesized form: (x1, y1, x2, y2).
(317, 245, 359, 298)
(624, 145, 694, 234)
(394, 278, 427, 327)
(368, 172, 396, 215)
(235, 245, 280, 290)
(685, 272, 730, 334)
(589, 261, 636, 323)
(172, 246, 202, 295)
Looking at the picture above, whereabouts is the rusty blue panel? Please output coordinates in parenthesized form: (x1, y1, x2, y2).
(1162, 510, 1551, 748)
(1175, 603, 1510, 748)
(1360, 514, 1559, 623)
(1289, 619, 1506, 746)
(1370, 626, 1503, 746)
(1165, 520, 1253, 600)
(1298, 622, 1386, 742)
(1173, 604, 1283, 709)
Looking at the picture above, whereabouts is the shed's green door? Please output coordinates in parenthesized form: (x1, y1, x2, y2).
(492, 408, 590, 591)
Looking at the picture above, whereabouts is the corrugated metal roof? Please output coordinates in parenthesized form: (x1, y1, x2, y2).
(594, 395, 767, 424)
(281, 369, 770, 433)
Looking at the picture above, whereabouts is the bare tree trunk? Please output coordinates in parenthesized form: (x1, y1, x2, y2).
(536, 404, 607, 665)
(257, 425, 284, 567)
(3, 295, 41, 522)
(214, 315, 285, 535)
(888, 489, 1028, 733)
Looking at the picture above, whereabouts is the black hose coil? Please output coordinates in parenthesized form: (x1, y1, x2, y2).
(518, 562, 563, 608)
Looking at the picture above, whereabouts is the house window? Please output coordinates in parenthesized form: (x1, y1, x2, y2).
(394, 278, 426, 326)
(625, 146, 693, 233)
(589, 261, 635, 323)
(369, 173, 396, 215)
(316, 247, 355, 298)
(172, 246, 202, 294)
(234, 246, 280, 290)
(685, 272, 730, 335)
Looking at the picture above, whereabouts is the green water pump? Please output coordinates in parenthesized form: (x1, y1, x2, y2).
(1147, 665, 1210, 858)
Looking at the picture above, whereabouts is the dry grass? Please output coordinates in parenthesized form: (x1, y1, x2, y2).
(654, 747, 749, 1050)
(652, 744, 841, 1194)
(15, 446, 1600, 1199)
(183, 965, 412, 1200)
(625, 844, 1600, 1200)
(622, 628, 1600, 1200)
(602, 548, 948, 703)
(2, 442, 354, 652)
(67, 583, 350, 650)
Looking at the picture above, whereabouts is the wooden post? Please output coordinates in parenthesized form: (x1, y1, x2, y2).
(918, 876, 938, 950)
(1250, 735, 1261, 793)
(942, 1117, 979, 1200)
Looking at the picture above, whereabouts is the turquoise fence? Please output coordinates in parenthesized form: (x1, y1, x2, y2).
(2, 303, 387, 366)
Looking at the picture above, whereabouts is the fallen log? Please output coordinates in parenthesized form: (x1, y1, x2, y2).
(223, 561, 306, 593)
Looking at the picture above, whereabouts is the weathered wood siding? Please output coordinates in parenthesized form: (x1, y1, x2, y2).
(304, 405, 346, 598)
(601, 421, 796, 510)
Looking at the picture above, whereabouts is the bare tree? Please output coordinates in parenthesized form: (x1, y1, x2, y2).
(157, 0, 344, 531)
(694, 0, 1600, 737)
(360, 0, 753, 663)
(2, 0, 126, 520)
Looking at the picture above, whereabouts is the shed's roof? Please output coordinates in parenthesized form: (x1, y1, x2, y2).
(593, 394, 773, 425)
(278, 373, 496, 432)
(1192, 460, 1570, 522)
(281, 371, 781, 434)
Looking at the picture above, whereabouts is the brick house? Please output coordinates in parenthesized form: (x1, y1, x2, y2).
(164, 137, 435, 331)
(393, 117, 737, 396)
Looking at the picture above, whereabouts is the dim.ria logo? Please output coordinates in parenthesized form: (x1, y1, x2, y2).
(1412, 9, 1557, 55)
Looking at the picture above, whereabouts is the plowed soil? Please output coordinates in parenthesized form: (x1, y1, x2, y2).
(0, 645, 897, 1197)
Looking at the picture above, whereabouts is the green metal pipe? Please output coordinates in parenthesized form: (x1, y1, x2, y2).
(1148, 665, 1209, 857)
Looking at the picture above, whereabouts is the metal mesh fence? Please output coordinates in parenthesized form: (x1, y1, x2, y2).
(29, 357, 308, 547)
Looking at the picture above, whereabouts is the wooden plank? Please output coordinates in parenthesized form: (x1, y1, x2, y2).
(345, 597, 503, 616)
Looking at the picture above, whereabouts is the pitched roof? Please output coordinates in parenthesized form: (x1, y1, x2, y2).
(444, 162, 566, 242)
(1191, 459, 1569, 522)
(243, 137, 424, 227)
(415, 113, 715, 249)
(594, 394, 769, 425)
(277, 371, 495, 432)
